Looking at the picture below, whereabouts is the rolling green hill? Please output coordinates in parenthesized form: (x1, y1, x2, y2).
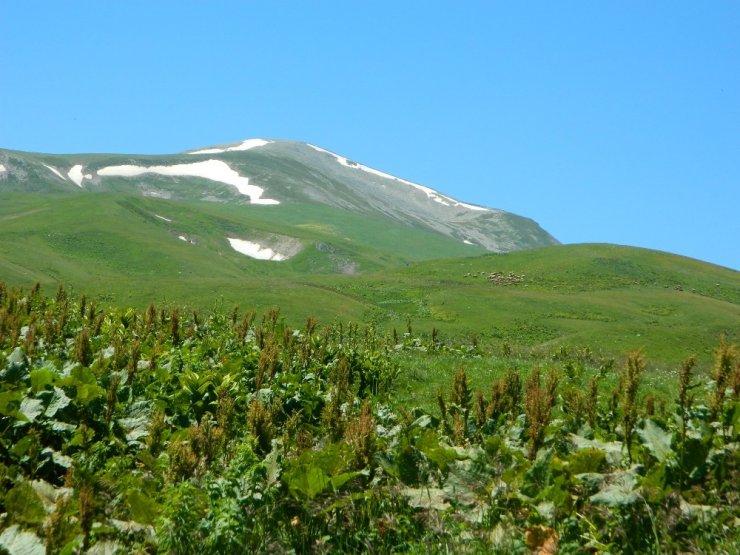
(0, 141, 737, 369)
(0, 191, 487, 320)
(332, 243, 739, 365)
(0, 193, 737, 367)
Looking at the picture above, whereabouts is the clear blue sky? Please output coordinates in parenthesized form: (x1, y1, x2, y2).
(2, 1, 738, 269)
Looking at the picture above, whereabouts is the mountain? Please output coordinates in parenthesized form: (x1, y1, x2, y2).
(5, 139, 735, 366)
(0, 138, 558, 255)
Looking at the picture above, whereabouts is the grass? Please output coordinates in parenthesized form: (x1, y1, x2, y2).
(391, 337, 683, 414)
(314, 244, 738, 367)
(0, 193, 737, 373)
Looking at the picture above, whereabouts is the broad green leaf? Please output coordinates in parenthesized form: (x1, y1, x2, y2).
(49, 420, 76, 433)
(30, 479, 72, 513)
(0, 390, 23, 417)
(11, 435, 37, 458)
(285, 464, 328, 499)
(86, 539, 125, 555)
(58, 366, 104, 404)
(730, 401, 740, 440)
(590, 483, 639, 507)
(137, 450, 157, 470)
(637, 419, 674, 463)
(641, 463, 668, 503)
(59, 361, 78, 379)
(522, 452, 553, 498)
(329, 471, 360, 491)
(19, 397, 44, 422)
(7, 346, 27, 366)
(540, 476, 571, 510)
(590, 468, 640, 507)
(0, 525, 45, 555)
(574, 472, 606, 494)
(569, 433, 623, 466)
(61, 365, 98, 386)
(154, 365, 169, 382)
(111, 518, 156, 540)
(5, 481, 47, 524)
(30, 367, 56, 392)
(126, 490, 159, 525)
(417, 429, 456, 471)
(377, 454, 399, 478)
(536, 500, 556, 520)
(75, 382, 105, 404)
(69, 426, 94, 448)
(443, 460, 482, 506)
(411, 414, 433, 428)
(402, 487, 449, 510)
(396, 442, 422, 485)
(263, 448, 281, 485)
(568, 448, 606, 474)
(41, 447, 73, 469)
(679, 436, 710, 476)
(680, 500, 720, 519)
(44, 387, 71, 418)
(311, 442, 351, 476)
(452, 444, 486, 460)
(118, 400, 151, 443)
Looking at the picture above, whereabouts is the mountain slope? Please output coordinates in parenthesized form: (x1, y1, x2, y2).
(0, 192, 491, 313)
(0, 222, 736, 366)
(345, 243, 739, 364)
(0, 139, 558, 252)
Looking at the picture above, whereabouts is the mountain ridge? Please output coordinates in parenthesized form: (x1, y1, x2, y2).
(0, 138, 558, 253)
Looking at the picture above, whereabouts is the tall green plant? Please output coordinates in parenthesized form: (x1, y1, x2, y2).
(622, 352, 645, 463)
(710, 337, 736, 420)
(676, 356, 696, 489)
(524, 368, 558, 459)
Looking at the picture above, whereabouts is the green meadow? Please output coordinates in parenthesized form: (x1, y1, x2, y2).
(1, 192, 737, 374)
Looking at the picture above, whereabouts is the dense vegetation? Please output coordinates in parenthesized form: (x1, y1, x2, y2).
(0, 283, 738, 553)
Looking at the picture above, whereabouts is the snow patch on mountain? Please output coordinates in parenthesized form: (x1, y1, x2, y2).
(67, 165, 89, 187)
(0, 164, 6, 173)
(97, 160, 280, 205)
(306, 144, 488, 212)
(189, 139, 272, 155)
(143, 191, 170, 199)
(154, 214, 173, 222)
(44, 165, 66, 181)
(227, 238, 289, 261)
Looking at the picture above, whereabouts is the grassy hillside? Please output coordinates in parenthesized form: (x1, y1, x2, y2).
(0, 192, 483, 319)
(325, 244, 739, 365)
(1, 191, 737, 371)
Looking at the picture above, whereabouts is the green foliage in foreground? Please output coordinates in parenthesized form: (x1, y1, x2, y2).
(0, 284, 738, 553)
